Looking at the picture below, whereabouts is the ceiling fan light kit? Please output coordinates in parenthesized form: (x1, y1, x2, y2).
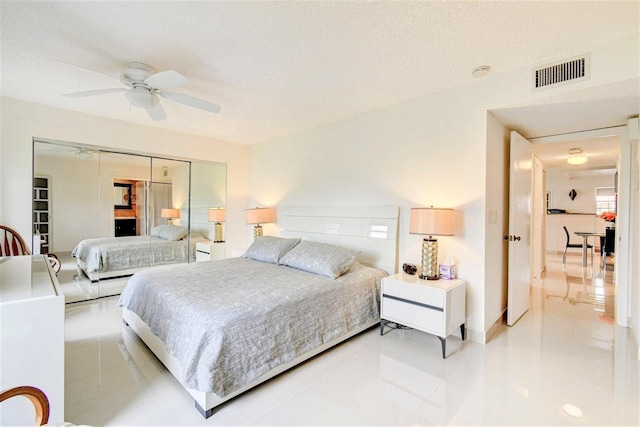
(62, 62, 221, 121)
(125, 86, 158, 109)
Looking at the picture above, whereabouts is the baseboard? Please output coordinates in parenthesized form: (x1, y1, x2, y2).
(466, 309, 507, 344)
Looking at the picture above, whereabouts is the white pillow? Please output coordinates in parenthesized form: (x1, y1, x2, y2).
(279, 240, 359, 279)
(150, 225, 188, 241)
(243, 236, 301, 264)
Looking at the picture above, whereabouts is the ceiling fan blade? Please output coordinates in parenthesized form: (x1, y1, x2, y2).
(160, 91, 221, 113)
(146, 103, 167, 121)
(144, 70, 189, 89)
(63, 88, 127, 97)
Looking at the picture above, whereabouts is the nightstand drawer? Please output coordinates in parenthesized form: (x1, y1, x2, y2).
(195, 241, 225, 262)
(382, 278, 444, 309)
(381, 294, 445, 335)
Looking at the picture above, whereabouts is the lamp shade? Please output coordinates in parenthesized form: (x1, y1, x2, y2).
(409, 208, 455, 236)
(245, 207, 275, 225)
(161, 208, 180, 219)
(208, 208, 226, 222)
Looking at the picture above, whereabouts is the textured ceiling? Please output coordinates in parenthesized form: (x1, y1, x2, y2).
(1, 1, 638, 145)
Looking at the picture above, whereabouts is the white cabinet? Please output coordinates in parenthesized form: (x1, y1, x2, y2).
(195, 241, 225, 262)
(0, 255, 65, 425)
(380, 273, 466, 358)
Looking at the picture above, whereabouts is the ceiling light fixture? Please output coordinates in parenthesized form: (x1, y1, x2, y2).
(472, 65, 491, 78)
(562, 403, 584, 418)
(567, 147, 587, 165)
(125, 86, 158, 108)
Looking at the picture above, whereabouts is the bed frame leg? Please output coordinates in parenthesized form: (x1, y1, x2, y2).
(195, 401, 215, 419)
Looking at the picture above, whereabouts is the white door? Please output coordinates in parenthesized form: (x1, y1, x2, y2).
(507, 131, 533, 326)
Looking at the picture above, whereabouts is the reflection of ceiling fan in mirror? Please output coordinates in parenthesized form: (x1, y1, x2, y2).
(62, 62, 221, 121)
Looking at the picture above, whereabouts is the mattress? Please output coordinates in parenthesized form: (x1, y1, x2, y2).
(117, 257, 385, 397)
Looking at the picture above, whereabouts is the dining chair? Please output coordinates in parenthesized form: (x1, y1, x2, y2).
(562, 226, 593, 267)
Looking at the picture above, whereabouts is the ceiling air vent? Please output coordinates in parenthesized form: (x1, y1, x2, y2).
(533, 54, 590, 90)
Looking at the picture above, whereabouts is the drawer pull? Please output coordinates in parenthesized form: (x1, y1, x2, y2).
(382, 294, 443, 312)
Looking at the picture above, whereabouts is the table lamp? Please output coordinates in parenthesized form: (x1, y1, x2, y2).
(208, 208, 226, 242)
(409, 207, 455, 280)
(161, 208, 180, 225)
(245, 207, 275, 240)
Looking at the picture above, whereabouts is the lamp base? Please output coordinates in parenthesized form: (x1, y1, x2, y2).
(253, 224, 263, 240)
(420, 237, 439, 280)
(214, 222, 224, 243)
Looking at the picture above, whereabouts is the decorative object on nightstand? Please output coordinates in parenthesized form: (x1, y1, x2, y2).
(245, 207, 275, 240)
(439, 255, 456, 280)
(160, 208, 180, 225)
(409, 207, 455, 280)
(402, 263, 417, 275)
(208, 208, 226, 242)
(380, 273, 466, 358)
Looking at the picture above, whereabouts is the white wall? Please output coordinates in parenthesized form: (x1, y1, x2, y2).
(249, 33, 640, 341)
(546, 171, 616, 213)
(0, 97, 251, 257)
(629, 118, 640, 357)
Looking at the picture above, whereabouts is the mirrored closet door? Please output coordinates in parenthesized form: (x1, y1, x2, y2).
(33, 139, 226, 304)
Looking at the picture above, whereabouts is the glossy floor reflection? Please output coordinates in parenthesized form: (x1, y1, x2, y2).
(64, 254, 639, 426)
(57, 251, 128, 304)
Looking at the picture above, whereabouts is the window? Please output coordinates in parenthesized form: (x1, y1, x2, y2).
(595, 187, 616, 215)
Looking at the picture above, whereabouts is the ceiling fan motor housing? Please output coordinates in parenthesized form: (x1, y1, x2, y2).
(121, 62, 154, 86)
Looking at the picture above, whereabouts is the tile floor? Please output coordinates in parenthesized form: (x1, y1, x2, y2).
(56, 252, 128, 304)
(63, 254, 639, 426)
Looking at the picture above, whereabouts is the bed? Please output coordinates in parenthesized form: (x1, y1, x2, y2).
(119, 206, 399, 418)
(72, 225, 209, 282)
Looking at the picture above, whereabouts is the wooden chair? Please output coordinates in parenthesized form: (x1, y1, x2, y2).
(0, 225, 61, 275)
(0, 225, 30, 256)
(0, 386, 50, 426)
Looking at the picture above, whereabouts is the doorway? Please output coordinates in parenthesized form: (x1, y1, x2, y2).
(510, 125, 630, 327)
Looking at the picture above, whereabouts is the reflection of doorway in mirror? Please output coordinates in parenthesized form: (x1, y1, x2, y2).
(33, 176, 51, 254)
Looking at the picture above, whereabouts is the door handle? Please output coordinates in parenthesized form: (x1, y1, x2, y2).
(504, 235, 522, 241)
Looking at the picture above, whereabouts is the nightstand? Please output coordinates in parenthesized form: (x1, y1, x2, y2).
(380, 273, 466, 358)
(195, 241, 225, 262)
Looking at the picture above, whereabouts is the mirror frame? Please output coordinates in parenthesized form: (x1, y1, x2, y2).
(114, 183, 132, 209)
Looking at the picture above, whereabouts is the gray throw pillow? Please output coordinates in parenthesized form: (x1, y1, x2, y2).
(279, 240, 359, 279)
(243, 236, 301, 264)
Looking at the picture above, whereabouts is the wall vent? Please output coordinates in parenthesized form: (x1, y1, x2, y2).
(533, 54, 590, 90)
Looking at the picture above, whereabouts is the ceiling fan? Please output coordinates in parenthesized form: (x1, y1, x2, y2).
(62, 62, 221, 121)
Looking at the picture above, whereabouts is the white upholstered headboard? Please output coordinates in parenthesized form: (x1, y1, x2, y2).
(278, 206, 399, 275)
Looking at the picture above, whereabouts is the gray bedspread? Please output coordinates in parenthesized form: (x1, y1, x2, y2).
(72, 235, 206, 273)
(118, 258, 386, 397)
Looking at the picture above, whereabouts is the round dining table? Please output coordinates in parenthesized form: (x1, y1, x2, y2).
(574, 231, 606, 267)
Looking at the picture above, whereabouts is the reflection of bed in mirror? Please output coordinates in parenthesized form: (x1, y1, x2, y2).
(72, 225, 209, 282)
